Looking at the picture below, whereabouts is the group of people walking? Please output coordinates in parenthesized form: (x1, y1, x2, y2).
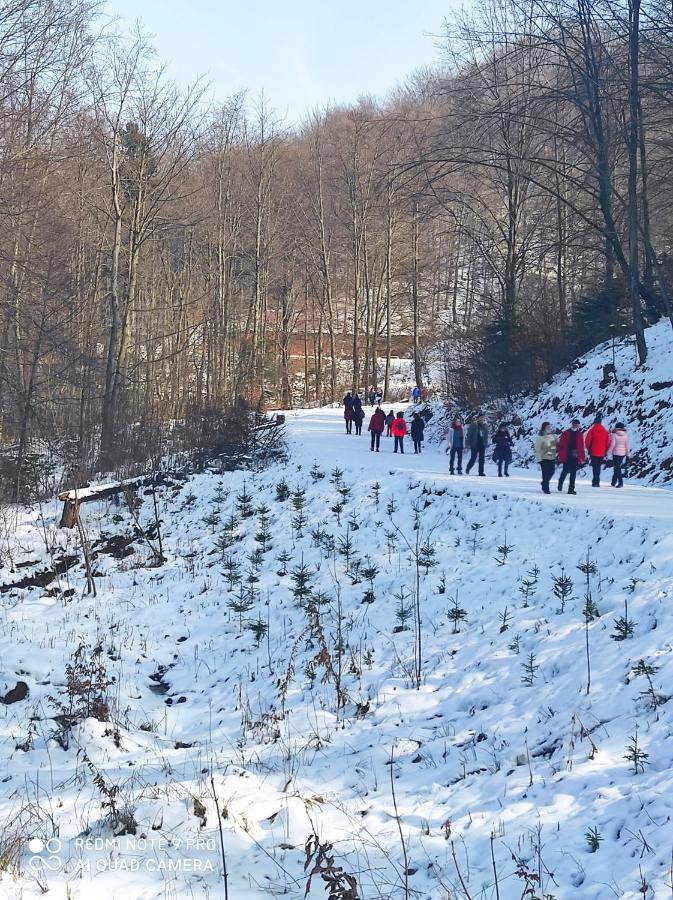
(344, 393, 632, 495)
(535, 413, 630, 494)
(445, 414, 513, 477)
(343, 391, 427, 454)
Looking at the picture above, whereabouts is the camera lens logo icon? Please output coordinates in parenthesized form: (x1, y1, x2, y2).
(27, 838, 63, 872)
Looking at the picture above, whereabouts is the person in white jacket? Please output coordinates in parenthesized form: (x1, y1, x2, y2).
(534, 422, 559, 494)
(609, 422, 630, 488)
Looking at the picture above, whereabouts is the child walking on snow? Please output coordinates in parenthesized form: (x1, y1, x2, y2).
(391, 412, 407, 453)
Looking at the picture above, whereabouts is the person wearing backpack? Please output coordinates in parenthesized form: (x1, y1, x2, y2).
(391, 412, 407, 453)
(584, 413, 611, 487)
(410, 414, 425, 454)
(609, 422, 630, 488)
(368, 407, 386, 452)
(535, 422, 558, 494)
(385, 410, 395, 437)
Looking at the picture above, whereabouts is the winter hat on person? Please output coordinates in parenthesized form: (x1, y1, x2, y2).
(593, 414, 603, 423)
(615, 422, 625, 429)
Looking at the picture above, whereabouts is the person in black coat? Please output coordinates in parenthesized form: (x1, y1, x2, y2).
(410, 414, 425, 454)
(492, 424, 514, 477)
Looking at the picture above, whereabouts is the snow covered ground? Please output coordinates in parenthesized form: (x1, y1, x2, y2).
(1, 405, 672, 899)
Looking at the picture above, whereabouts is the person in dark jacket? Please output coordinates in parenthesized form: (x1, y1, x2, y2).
(391, 412, 407, 453)
(368, 407, 386, 451)
(410, 414, 425, 454)
(465, 414, 489, 476)
(353, 402, 365, 435)
(343, 392, 354, 433)
(492, 424, 514, 477)
(557, 419, 586, 494)
(446, 416, 464, 474)
(584, 413, 610, 487)
(385, 410, 395, 437)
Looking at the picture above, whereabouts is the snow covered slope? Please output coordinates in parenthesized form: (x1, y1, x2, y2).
(1, 408, 672, 899)
(509, 322, 673, 483)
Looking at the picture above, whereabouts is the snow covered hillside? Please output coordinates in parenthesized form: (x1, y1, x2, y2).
(427, 320, 673, 484)
(510, 322, 673, 483)
(1, 408, 673, 899)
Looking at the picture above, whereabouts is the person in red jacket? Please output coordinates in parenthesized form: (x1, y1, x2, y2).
(584, 413, 611, 487)
(368, 407, 386, 452)
(391, 412, 407, 454)
(557, 419, 586, 494)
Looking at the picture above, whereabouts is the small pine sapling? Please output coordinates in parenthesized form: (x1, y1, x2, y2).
(624, 728, 648, 774)
(632, 660, 667, 714)
(372, 481, 381, 509)
(470, 522, 484, 556)
(552, 568, 574, 614)
(203, 509, 221, 532)
(312, 589, 330, 608)
(447, 593, 467, 634)
(437, 572, 446, 595)
(276, 549, 292, 576)
(521, 652, 539, 686)
(499, 606, 512, 633)
(508, 633, 521, 654)
(291, 487, 307, 511)
(255, 512, 273, 553)
(212, 485, 227, 503)
(290, 556, 314, 608)
(347, 510, 359, 531)
(330, 466, 344, 487)
(337, 528, 355, 573)
(611, 598, 636, 641)
(247, 616, 268, 647)
(518, 564, 539, 608)
(419, 538, 438, 575)
(386, 497, 398, 516)
(275, 479, 290, 502)
(310, 463, 325, 482)
(337, 484, 352, 503)
(330, 500, 345, 525)
(222, 555, 242, 591)
(244, 564, 260, 589)
(228, 584, 254, 632)
(292, 509, 308, 538)
(394, 588, 412, 632)
(361, 558, 379, 604)
(494, 530, 514, 566)
(235, 483, 254, 519)
(578, 548, 598, 695)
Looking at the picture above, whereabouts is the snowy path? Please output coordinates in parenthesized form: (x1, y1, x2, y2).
(284, 405, 673, 523)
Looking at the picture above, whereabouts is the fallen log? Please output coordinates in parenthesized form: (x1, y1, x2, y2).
(58, 477, 144, 529)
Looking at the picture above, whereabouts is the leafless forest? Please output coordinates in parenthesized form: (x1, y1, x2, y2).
(1, 0, 672, 498)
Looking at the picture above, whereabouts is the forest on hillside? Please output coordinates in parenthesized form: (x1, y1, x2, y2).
(2, 0, 673, 497)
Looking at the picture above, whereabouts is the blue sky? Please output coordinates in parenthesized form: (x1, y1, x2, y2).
(106, 0, 455, 124)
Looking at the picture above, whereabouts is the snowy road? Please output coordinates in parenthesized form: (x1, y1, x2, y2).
(284, 405, 673, 523)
